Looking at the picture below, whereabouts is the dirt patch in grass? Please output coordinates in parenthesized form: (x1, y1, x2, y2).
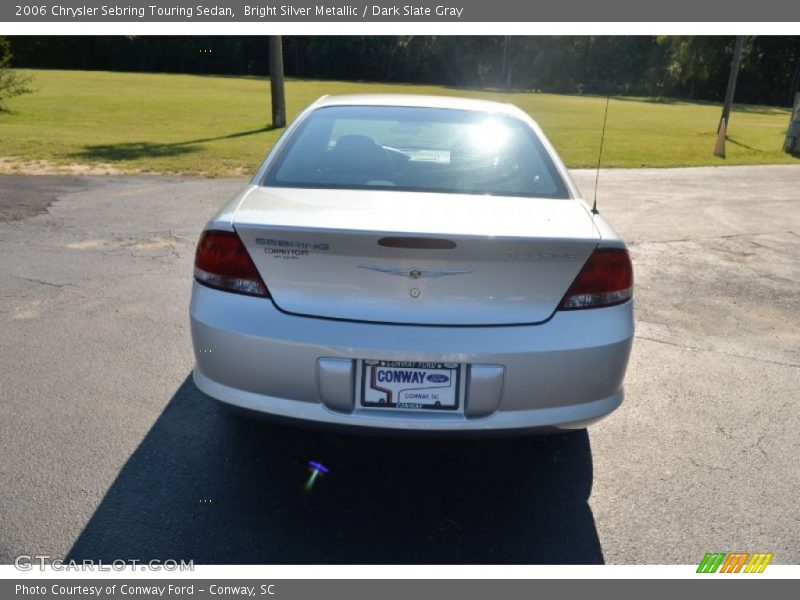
(0, 156, 252, 178)
(0, 156, 132, 176)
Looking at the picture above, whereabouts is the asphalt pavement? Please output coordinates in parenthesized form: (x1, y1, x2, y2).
(0, 166, 798, 564)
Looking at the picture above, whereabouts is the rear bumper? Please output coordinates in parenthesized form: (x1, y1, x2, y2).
(190, 282, 634, 435)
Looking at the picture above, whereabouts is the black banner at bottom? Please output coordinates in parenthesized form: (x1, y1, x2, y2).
(2, 579, 795, 600)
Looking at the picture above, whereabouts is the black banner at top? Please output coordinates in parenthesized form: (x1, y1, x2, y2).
(3, 0, 800, 22)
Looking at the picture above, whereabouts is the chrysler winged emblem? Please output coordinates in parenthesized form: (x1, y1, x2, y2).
(359, 265, 473, 278)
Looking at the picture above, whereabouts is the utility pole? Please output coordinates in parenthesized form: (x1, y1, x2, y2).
(784, 93, 800, 156)
(501, 35, 509, 89)
(714, 35, 746, 157)
(789, 52, 800, 104)
(269, 36, 286, 128)
(787, 52, 800, 155)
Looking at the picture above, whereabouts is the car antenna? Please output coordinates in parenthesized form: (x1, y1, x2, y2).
(591, 96, 611, 215)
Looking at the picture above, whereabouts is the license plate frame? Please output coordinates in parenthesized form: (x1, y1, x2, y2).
(358, 360, 463, 412)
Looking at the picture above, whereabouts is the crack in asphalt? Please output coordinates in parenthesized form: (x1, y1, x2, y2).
(16, 276, 77, 290)
(755, 435, 769, 459)
(634, 334, 800, 370)
(689, 457, 732, 472)
(629, 230, 798, 246)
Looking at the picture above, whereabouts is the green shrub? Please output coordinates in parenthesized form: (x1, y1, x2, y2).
(0, 37, 33, 111)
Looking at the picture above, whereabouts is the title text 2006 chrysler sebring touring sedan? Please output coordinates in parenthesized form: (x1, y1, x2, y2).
(190, 95, 634, 435)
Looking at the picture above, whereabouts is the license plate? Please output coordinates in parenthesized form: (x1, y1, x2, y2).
(360, 360, 462, 411)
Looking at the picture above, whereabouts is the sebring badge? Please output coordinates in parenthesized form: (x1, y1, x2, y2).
(359, 265, 473, 278)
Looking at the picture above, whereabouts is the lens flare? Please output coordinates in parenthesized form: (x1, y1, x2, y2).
(305, 461, 329, 491)
(467, 120, 510, 152)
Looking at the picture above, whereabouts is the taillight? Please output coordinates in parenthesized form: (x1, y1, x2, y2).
(559, 247, 632, 310)
(194, 230, 269, 297)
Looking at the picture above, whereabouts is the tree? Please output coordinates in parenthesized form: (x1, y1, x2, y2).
(6, 35, 800, 107)
(0, 37, 32, 111)
(269, 36, 286, 128)
(657, 36, 731, 99)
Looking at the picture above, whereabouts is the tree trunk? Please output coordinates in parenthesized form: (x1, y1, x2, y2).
(269, 36, 286, 128)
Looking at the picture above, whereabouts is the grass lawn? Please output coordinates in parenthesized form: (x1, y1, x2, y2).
(1, 69, 797, 177)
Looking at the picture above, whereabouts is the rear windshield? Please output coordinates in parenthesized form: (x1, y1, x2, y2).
(263, 105, 569, 199)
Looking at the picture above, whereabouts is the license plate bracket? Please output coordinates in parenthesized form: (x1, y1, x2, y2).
(359, 360, 462, 411)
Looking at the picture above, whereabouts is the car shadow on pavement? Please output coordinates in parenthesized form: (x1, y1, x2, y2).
(68, 375, 603, 564)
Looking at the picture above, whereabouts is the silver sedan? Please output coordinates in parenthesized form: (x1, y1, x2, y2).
(190, 94, 634, 435)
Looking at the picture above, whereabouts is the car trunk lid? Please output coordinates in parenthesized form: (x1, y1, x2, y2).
(233, 187, 600, 325)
